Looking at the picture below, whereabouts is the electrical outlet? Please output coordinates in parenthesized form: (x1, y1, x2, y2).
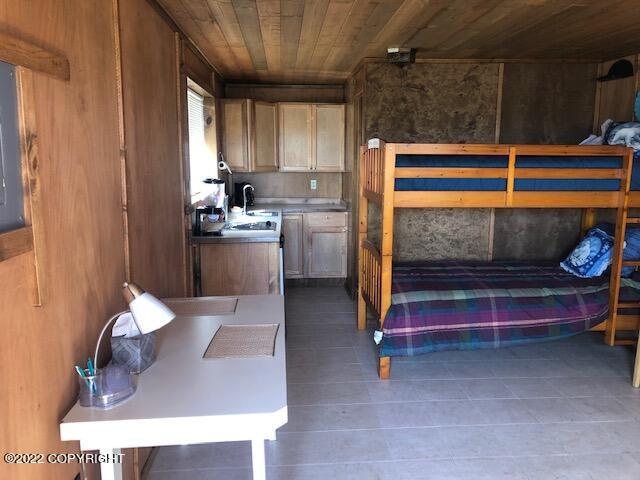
(310, 179, 317, 190)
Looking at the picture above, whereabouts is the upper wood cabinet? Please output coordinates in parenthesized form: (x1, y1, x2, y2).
(278, 103, 312, 171)
(222, 99, 278, 173)
(279, 103, 345, 172)
(222, 99, 249, 172)
(251, 101, 278, 172)
(315, 105, 345, 172)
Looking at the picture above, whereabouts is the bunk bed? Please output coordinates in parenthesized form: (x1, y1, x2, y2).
(357, 141, 640, 380)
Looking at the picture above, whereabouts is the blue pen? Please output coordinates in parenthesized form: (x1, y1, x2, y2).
(75, 365, 96, 395)
(87, 357, 95, 376)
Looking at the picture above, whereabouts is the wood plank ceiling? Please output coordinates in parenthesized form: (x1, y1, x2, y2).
(158, 0, 640, 84)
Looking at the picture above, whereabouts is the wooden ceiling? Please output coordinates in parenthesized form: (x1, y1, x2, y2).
(158, 0, 640, 84)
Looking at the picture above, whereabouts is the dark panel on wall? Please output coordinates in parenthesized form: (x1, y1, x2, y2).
(364, 62, 500, 142)
(493, 209, 582, 261)
(495, 63, 597, 260)
(225, 84, 344, 103)
(500, 63, 597, 144)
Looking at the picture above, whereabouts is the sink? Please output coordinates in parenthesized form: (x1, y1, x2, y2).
(246, 211, 278, 217)
(225, 221, 276, 231)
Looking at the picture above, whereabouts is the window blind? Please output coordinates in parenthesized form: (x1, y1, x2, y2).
(186, 89, 214, 198)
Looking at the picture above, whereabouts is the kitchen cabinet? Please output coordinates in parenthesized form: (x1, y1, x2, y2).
(222, 99, 249, 172)
(315, 105, 345, 171)
(303, 212, 347, 278)
(278, 103, 345, 172)
(222, 99, 278, 173)
(282, 213, 304, 278)
(199, 242, 280, 295)
(278, 103, 312, 171)
(252, 101, 278, 172)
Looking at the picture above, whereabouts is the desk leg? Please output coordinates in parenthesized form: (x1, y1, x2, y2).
(99, 448, 123, 480)
(251, 439, 266, 480)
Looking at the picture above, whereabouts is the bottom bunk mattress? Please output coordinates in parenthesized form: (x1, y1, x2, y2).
(380, 262, 640, 357)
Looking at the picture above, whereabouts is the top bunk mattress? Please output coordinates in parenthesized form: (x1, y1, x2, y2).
(380, 262, 640, 357)
(394, 154, 640, 191)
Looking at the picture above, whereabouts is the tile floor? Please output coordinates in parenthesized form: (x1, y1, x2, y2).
(147, 286, 640, 479)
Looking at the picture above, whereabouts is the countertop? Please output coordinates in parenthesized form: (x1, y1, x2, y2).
(192, 199, 347, 245)
(254, 197, 347, 213)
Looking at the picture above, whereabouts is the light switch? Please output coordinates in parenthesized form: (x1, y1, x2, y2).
(310, 179, 317, 190)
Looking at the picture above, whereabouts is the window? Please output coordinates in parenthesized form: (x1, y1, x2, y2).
(0, 60, 24, 232)
(187, 88, 217, 202)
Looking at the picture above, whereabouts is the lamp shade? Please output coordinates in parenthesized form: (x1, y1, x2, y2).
(129, 292, 176, 335)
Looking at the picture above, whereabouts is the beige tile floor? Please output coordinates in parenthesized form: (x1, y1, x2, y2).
(147, 287, 640, 479)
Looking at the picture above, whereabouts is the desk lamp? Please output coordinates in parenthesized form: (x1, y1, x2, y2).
(94, 282, 176, 368)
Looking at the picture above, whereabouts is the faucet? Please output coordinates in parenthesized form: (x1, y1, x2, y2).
(242, 184, 254, 216)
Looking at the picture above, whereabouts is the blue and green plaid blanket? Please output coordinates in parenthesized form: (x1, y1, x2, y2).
(381, 262, 640, 357)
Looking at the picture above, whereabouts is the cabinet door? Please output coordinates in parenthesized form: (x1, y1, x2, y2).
(279, 104, 312, 171)
(282, 213, 304, 278)
(314, 104, 345, 172)
(251, 101, 278, 172)
(222, 99, 250, 172)
(304, 226, 347, 278)
(200, 243, 280, 295)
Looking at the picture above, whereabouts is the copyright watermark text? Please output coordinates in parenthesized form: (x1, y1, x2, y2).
(4, 452, 124, 464)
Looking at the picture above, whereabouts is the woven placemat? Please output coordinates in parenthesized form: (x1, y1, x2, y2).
(204, 324, 279, 358)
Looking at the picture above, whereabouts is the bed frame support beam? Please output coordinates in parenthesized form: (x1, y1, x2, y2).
(357, 145, 368, 331)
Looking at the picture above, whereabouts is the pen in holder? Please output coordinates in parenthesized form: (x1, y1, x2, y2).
(77, 364, 136, 408)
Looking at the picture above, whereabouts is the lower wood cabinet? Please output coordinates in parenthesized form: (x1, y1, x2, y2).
(282, 213, 304, 278)
(283, 212, 347, 279)
(199, 242, 280, 295)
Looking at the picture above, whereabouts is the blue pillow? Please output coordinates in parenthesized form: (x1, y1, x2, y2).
(595, 223, 640, 277)
(561, 227, 614, 278)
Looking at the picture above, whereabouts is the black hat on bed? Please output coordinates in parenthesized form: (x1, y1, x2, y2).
(597, 59, 634, 82)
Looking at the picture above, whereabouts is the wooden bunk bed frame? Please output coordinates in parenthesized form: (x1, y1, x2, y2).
(357, 141, 638, 380)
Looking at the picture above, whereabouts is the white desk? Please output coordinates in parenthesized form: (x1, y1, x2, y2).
(60, 295, 287, 480)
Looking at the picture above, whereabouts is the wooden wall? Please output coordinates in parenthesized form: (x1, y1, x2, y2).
(0, 0, 218, 478)
(119, 0, 186, 298)
(0, 1, 125, 479)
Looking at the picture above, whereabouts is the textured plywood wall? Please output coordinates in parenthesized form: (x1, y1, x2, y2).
(358, 61, 601, 263)
(494, 63, 598, 260)
(364, 62, 500, 261)
(364, 63, 500, 142)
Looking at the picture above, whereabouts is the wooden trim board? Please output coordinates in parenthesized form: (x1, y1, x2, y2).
(0, 30, 69, 81)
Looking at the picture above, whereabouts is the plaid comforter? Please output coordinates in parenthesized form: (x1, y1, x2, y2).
(380, 262, 640, 357)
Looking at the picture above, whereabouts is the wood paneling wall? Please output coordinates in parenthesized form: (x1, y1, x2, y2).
(118, 0, 186, 298)
(0, 0, 219, 478)
(0, 1, 126, 479)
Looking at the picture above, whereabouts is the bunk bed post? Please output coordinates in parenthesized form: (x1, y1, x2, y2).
(605, 148, 633, 346)
(357, 145, 368, 331)
(581, 208, 596, 235)
(379, 143, 396, 379)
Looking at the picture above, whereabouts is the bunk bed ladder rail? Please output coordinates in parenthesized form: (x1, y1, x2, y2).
(358, 141, 395, 379)
(605, 148, 635, 347)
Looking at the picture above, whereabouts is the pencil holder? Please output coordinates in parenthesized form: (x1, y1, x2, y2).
(78, 364, 136, 408)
